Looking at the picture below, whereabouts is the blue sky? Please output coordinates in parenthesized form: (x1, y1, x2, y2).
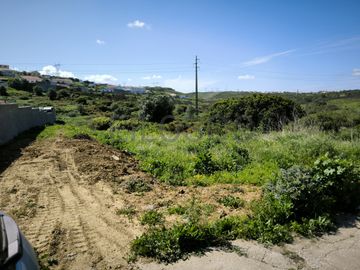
(1, 0, 360, 92)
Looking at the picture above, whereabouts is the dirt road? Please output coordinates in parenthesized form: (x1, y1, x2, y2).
(0, 137, 146, 269)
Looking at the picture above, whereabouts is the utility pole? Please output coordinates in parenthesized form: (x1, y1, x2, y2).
(195, 56, 199, 115)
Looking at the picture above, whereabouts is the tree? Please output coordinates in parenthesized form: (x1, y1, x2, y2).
(140, 95, 175, 123)
(8, 78, 32, 92)
(48, 89, 57, 100)
(0, 86, 8, 96)
(33, 85, 43, 96)
(57, 89, 70, 99)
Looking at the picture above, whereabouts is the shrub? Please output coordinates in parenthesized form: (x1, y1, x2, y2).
(0, 86, 8, 96)
(57, 89, 70, 99)
(208, 94, 305, 132)
(48, 89, 57, 100)
(116, 206, 136, 220)
(8, 78, 32, 92)
(123, 177, 152, 193)
(76, 96, 88, 105)
(33, 85, 43, 96)
(300, 113, 346, 132)
(131, 222, 223, 263)
(194, 150, 219, 175)
(110, 119, 142, 131)
(140, 95, 175, 123)
(91, 117, 112, 130)
(240, 155, 360, 244)
(140, 210, 164, 226)
(217, 195, 245, 209)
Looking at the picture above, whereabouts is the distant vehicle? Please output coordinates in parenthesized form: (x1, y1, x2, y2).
(0, 211, 39, 270)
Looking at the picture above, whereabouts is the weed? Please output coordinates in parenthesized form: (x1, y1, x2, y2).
(217, 195, 245, 209)
(122, 177, 152, 193)
(140, 210, 164, 226)
(116, 206, 136, 220)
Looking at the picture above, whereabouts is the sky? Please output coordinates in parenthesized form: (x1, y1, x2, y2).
(1, 0, 360, 92)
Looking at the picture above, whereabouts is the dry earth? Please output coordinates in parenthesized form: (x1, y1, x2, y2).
(0, 135, 359, 270)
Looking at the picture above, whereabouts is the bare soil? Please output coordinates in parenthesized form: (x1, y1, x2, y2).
(0, 136, 258, 269)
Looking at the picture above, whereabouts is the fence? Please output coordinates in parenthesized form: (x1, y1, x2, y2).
(0, 104, 56, 145)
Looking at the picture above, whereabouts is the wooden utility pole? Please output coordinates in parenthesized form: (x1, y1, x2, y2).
(195, 56, 199, 115)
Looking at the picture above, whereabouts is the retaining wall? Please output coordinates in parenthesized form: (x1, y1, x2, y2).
(0, 104, 56, 145)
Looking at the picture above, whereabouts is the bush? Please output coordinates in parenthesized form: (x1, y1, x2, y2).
(91, 117, 112, 130)
(0, 86, 8, 96)
(194, 150, 219, 175)
(208, 94, 305, 132)
(76, 96, 88, 105)
(131, 222, 223, 263)
(122, 177, 152, 193)
(300, 113, 347, 132)
(267, 155, 360, 218)
(33, 85, 43, 96)
(8, 78, 32, 92)
(217, 195, 245, 209)
(48, 89, 57, 100)
(140, 210, 164, 226)
(110, 119, 142, 131)
(140, 95, 175, 123)
(240, 155, 360, 244)
(57, 89, 70, 99)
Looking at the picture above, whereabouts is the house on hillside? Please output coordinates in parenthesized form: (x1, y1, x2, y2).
(21, 75, 43, 83)
(50, 77, 74, 89)
(120, 86, 146, 94)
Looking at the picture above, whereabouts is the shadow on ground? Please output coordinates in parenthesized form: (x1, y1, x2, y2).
(0, 127, 44, 174)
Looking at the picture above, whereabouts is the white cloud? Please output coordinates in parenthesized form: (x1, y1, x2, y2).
(243, 49, 295, 66)
(142, 74, 162, 80)
(352, 68, 360, 76)
(84, 74, 118, 84)
(163, 75, 216, 92)
(127, 20, 149, 29)
(238, 74, 255, 80)
(96, 39, 105, 45)
(39, 65, 75, 78)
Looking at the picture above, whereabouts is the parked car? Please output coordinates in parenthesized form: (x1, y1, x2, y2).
(0, 211, 39, 270)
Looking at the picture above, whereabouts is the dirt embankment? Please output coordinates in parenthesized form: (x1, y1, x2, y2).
(0, 137, 146, 269)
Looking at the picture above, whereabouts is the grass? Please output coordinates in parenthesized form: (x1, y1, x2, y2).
(116, 206, 137, 220)
(217, 195, 245, 209)
(140, 210, 164, 226)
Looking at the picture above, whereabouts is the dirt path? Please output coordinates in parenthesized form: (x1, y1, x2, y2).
(0, 137, 145, 269)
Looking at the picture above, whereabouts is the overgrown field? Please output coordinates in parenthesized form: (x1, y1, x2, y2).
(3, 84, 360, 263)
(37, 119, 360, 262)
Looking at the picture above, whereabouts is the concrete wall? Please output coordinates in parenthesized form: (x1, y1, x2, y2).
(0, 104, 56, 145)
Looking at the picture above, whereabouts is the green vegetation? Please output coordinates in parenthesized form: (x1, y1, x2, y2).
(0, 86, 8, 96)
(116, 206, 137, 220)
(217, 195, 245, 209)
(140, 95, 175, 123)
(2, 72, 360, 263)
(140, 210, 164, 226)
(122, 177, 152, 193)
(91, 116, 112, 130)
(208, 94, 305, 132)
